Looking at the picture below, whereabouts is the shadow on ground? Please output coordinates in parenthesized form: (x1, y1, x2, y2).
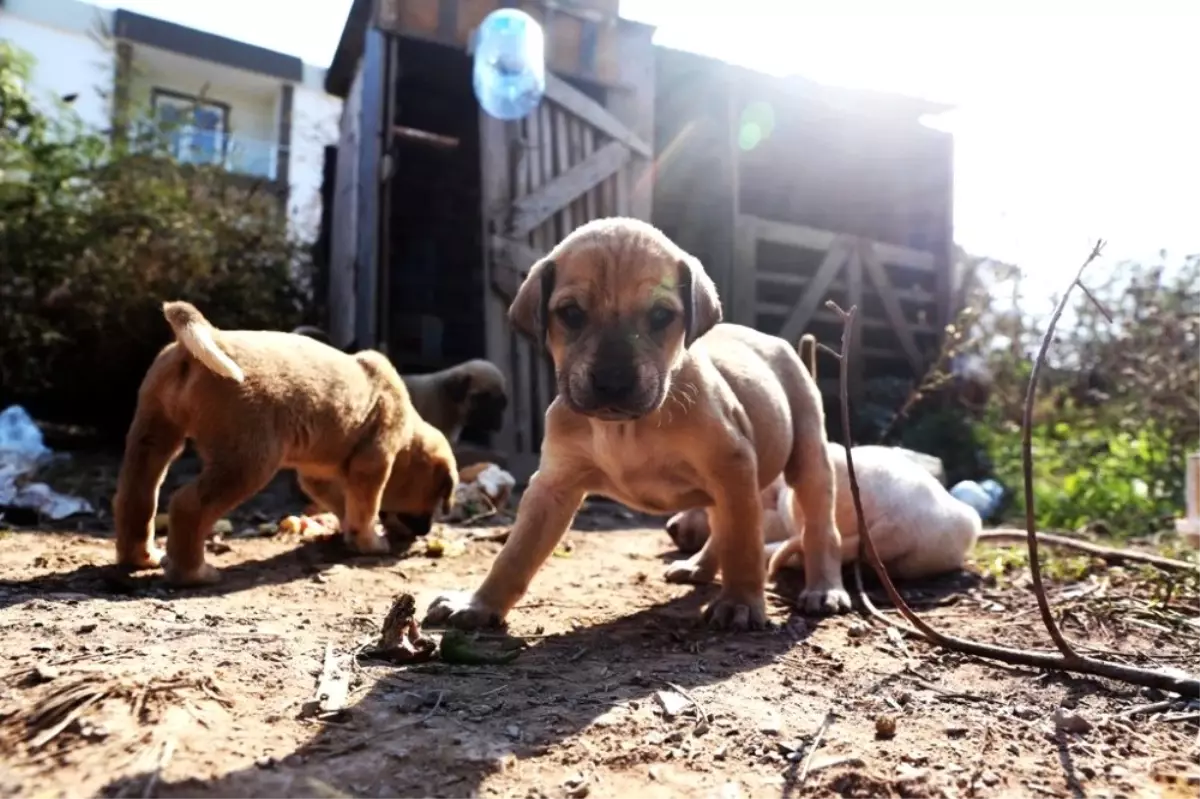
(103, 587, 814, 798)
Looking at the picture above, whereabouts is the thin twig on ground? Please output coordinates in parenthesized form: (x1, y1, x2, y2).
(661, 680, 710, 727)
(977, 529, 1197, 573)
(1021, 240, 1109, 658)
(796, 709, 835, 789)
(824, 271, 1200, 698)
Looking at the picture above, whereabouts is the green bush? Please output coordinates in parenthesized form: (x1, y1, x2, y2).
(908, 253, 1199, 537)
(0, 42, 311, 438)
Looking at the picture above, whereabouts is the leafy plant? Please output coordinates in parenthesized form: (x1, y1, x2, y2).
(0, 42, 312, 438)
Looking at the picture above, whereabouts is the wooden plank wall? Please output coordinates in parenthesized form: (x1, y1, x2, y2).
(328, 57, 364, 349)
(506, 90, 630, 470)
(353, 28, 387, 349)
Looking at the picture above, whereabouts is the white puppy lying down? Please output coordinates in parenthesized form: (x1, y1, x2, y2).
(664, 443, 981, 584)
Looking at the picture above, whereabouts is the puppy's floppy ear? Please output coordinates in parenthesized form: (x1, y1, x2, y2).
(677, 255, 722, 347)
(508, 258, 556, 344)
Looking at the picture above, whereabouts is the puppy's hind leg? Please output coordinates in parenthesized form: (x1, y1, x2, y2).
(165, 451, 278, 586)
(782, 384, 850, 615)
(114, 407, 184, 570)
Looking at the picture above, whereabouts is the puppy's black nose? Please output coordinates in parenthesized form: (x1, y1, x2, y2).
(590, 365, 638, 404)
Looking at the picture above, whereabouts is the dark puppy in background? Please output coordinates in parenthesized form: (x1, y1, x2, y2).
(402, 360, 507, 445)
(289, 327, 508, 446)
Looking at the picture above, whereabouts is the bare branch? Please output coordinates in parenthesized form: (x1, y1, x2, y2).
(823, 297, 1200, 699)
(1075, 280, 1115, 324)
(1021, 239, 1106, 658)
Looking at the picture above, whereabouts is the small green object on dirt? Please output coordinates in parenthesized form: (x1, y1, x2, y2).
(439, 629, 523, 666)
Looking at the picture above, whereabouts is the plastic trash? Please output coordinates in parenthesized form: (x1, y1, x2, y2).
(0, 404, 93, 520)
(0, 404, 50, 468)
(472, 8, 545, 121)
(949, 478, 1005, 520)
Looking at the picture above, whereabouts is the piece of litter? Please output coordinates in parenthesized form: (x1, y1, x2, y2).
(875, 713, 897, 739)
(655, 689, 691, 719)
(358, 594, 437, 665)
(424, 536, 466, 558)
(445, 463, 516, 522)
(563, 774, 589, 799)
(0, 406, 93, 520)
(1053, 706, 1093, 735)
(300, 644, 350, 718)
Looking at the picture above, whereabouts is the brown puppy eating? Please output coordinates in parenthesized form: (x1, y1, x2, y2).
(402, 360, 508, 444)
(298, 415, 459, 537)
(425, 218, 846, 631)
(114, 302, 456, 586)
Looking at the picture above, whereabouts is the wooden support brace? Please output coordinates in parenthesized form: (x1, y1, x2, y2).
(860, 242, 925, 373)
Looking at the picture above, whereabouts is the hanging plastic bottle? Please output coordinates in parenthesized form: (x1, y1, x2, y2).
(472, 8, 546, 121)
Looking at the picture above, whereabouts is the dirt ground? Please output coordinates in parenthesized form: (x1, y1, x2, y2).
(1, 454, 1198, 799)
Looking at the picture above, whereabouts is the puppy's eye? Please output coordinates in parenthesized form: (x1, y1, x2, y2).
(555, 303, 587, 331)
(647, 306, 676, 332)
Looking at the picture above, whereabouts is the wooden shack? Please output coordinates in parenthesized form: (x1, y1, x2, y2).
(653, 48, 957, 400)
(322, 0, 656, 479)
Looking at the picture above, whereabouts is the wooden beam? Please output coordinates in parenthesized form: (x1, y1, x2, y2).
(860, 241, 925, 374)
(739, 214, 937, 273)
(544, 73, 651, 158)
(778, 237, 851, 343)
(509, 140, 629, 237)
(846, 245, 864, 396)
(490, 236, 546, 302)
(731, 222, 758, 326)
(479, 111, 518, 463)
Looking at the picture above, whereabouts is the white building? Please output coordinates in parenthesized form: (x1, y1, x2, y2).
(0, 0, 342, 241)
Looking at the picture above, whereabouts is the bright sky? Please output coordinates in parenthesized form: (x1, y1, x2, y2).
(95, 0, 1200, 308)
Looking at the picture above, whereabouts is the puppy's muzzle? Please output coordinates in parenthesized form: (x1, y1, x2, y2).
(590, 363, 639, 406)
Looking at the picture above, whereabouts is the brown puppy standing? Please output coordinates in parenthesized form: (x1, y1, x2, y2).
(426, 218, 847, 631)
(114, 302, 456, 585)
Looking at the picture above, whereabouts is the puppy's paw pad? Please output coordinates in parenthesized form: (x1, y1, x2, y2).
(798, 586, 853, 615)
(664, 559, 715, 585)
(424, 592, 503, 630)
(703, 593, 769, 631)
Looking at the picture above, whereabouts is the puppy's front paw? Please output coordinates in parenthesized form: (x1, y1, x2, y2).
(162, 559, 221, 587)
(703, 590, 768, 631)
(424, 591, 504, 630)
(664, 557, 716, 585)
(798, 584, 853, 615)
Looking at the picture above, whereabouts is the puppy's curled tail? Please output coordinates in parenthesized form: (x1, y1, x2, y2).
(162, 301, 245, 383)
(798, 334, 818, 378)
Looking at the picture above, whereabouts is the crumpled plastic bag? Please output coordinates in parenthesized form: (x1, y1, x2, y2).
(445, 462, 516, 523)
(0, 405, 94, 520)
